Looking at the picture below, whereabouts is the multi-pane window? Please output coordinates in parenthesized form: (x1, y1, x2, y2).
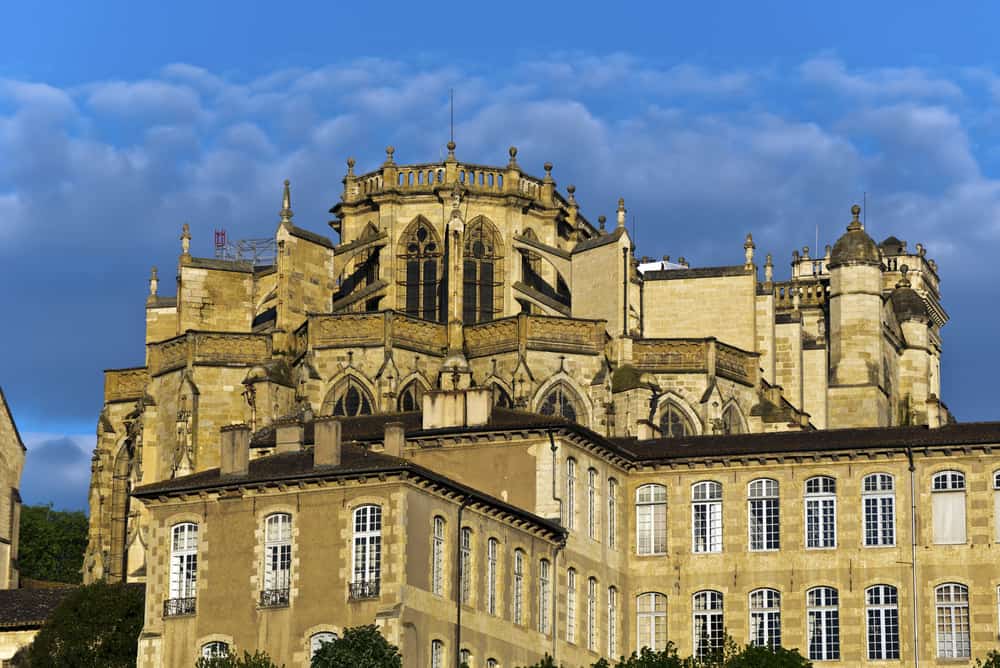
(432, 516, 445, 596)
(462, 217, 502, 324)
(328, 379, 374, 417)
(460, 527, 472, 606)
(660, 401, 693, 437)
(994, 472, 1000, 542)
(692, 481, 723, 553)
(936, 583, 970, 659)
(636, 484, 667, 555)
(807, 587, 840, 661)
(565, 458, 576, 529)
(608, 478, 618, 549)
(749, 588, 781, 649)
(538, 559, 551, 634)
(310, 632, 336, 658)
(487, 659, 499, 668)
(513, 549, 524, 625)
(608, 586, 618, 657)
(588, 468, 599, 541)
(399, 218, 443, 322)
(693, 590, 724, 659)
(460, 648, 471, 667)
(566, 569, 577, 643)
(805, 477, 837, 548)
(262, 513, 291, 605)
(863, 474, 895, 547)
(636, 592, 667, 651)
(748, 479, 779, 551)
(352, 505, 381, 593)
(169, 522, 198, 602)
(587, 577, 598, 651)
(538, 384, 578, 422)
(201, 641, 229, 658)
(487, 538, 498, 615)
(430, 639, 444, 668)
(866, 585, 900, 660)
(932, 471, 967, 544)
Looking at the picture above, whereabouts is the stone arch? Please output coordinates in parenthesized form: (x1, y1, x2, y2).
(721, 400, 748, 435)
(321, 372, 378, 417)
(532, 375, 590, 426)
(463, 216, 504, 324)
(396, 374, 431, 412)
(654, 392, 702, 437)
(396, 215, 444, 322)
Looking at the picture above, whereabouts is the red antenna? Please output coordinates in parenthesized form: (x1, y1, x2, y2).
(214, 229, 227, 258)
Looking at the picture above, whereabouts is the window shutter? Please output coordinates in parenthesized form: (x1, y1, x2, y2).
(933, 491, 966, 544)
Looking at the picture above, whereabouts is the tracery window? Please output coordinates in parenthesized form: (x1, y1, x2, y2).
(463, 217, 503, 324)
(866, 585, 899, 660)
(397, 381, 423, 412)
(660, 401, 694, 438)
(807, 587, 840, 661)
(324, 378, 374, 417)
(721, 403, 745, 434)
(749, 589, 781, 649)
(398, 217, 443, 322)
(538, 384, 579, 422)
(748, 479, 779, 551)
(636, 592, 667, 651)
(863, 473, 895, 547)
(693, 590, 724, 659)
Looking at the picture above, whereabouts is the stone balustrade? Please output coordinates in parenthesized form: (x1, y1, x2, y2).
(148, 331, 272, 376)
(634, 338, 758, 386)
(772, 280, 828, 309)
(104, 367, 150, 403)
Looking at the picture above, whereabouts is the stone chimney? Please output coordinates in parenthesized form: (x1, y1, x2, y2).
(384, 422, 405, 458)
(313, 416, 342, 467)
(220, 424, 251, 476)
(275, 420, 303, 454)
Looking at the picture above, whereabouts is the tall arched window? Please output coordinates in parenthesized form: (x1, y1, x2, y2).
(660, 401, 694, 438)
(805, 476, 837, 548)
(201, 641, 229, 658)
(430, 639, 444, 668)
(565, 458, 577, 529)
(588, 468, 599, 541)
(936, 583, 970, 659)
(587, 577, 598, 651)
(807, 587, 840, 661)
(487, 538, 498, 616)
(261, 513, 291, 607)
(489, 383, 514, 409)
(608, 478, 618, 549)
(566, 568, 577, 643)
(398, 217, 443, 322)
(513, 549, 525, 625)
(397, 381, 423, 412)
(866, 585, 899, 660)
(324, 378, 374, 417)
(636, 484, 667, 555)
(722, 403, 745, 434)
(693, 591, 724, 659)
(748, 479, 779, 551)
(636, 592, 667, 651)
(351, 505, 381, 599)
(538, 384, 579, 422)
(167, 522, 198, 616)
(460, 527, 472, 606)
(431, 516, 445, 596)
(538, 559, 551, 634)
(463, 217, 503, 323)
(749, 588, 781, 649)
(608, 586, 619, 657)
(863, 473, 895, 547)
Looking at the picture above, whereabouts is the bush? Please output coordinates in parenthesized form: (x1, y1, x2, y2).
(196, 649, 283, 668)
(977, 650, 1000, 668)
(518, 640, 811, 668)
(310, 625, 402, 668)
(18, 505, 88, 584)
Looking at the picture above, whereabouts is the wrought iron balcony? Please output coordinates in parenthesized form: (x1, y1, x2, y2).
(259, 588, 290, 608)
(348, 579, 380, 601)
(163, 597, 196, 617)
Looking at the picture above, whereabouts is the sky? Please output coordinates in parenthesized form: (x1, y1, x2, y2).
(2, 1, 1000, 511)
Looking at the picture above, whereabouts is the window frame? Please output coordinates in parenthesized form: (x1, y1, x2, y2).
(804, 476, 837, 549)
(169, 522, 198, 601)
(309, 632, 337, 659)
(486, 537, 498, 616)
(806, 586, 840, 661)
(565, 458, 576, 530)
(432, 516, 445, 596)
(588, 468, 599, 541)
(932, 470, 966, 491)
(513, 549, 525, 625)
(352, 505, 382, 589)
(566, 568, 577, 644)
(935, 583, 970, 659)
(692, 481, 723, 554)
(262, 513, 292, 605)
(748, 479, 780, 552)
(608, 478, 618, 549)
(201, 641, 229, 659)
(608, 586, 618, 658)
(692, 590, 725, 660)
(460, 526, 472, 606)
(636, 592, 667, 652)
(865, 584, 900, 660)
(749, 588, 781, 649)
(538, 559, 551, 634)
(862, 473, 896, 548)
(587, 576, 598, 651)
(636, 483, 667, 556)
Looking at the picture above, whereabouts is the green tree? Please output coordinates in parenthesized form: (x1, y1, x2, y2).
(16, 581, 144, 667)
(310, 625, 402, 668)
(196, 649, 284, 668)
(18, 504, 88, 584)
(977, 650, 1000, 668)
(724, 645, 811, 668)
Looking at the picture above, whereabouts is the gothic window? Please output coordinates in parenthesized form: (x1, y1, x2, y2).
(397, 217, 443, 322)
(324, 379, 374, 417)
(538, 384, 579, 422)
(463, 217, 503, 324)
(660, 401, 694, 438)
(722, 403, 745, 434)
(397, 382, 423, 412)
(490, 383, 514, 409)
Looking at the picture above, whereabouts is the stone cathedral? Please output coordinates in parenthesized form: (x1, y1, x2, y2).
(85, 144, 1000, 667)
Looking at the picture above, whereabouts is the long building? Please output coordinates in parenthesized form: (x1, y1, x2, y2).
(82, 144, 1000, 666)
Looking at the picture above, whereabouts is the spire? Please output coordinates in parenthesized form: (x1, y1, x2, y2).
(616, 197, 626, 229)
(279, 179, 294, 225)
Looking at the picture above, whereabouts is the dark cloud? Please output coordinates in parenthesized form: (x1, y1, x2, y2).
(20, 435, 92, 511)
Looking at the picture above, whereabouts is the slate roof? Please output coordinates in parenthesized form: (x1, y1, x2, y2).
(286, 224, 335, 249)
(572, 227, 626, 253)
(0, 587, 75, 629)
(642, 265, 751, 281)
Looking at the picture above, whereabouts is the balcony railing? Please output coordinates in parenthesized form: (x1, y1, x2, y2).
(163, 597, 196, 617)
(348, 579, 380, 601)
(259, 588, 290, 608)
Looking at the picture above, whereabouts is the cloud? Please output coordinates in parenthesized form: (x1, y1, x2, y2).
(85, 79, 204, 122)
(19, 433, 93, 511)
(800, 56, 963, 99)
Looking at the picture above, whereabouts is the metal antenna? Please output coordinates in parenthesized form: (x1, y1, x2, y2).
(450, 88, 454, 144)
(863, 191, 867, 230)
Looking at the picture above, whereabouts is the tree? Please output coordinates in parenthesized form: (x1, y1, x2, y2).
(16, 581, 144, 667)
(310, 625, 402, 668)
(977, 650, 1000, 668)
(724, 645, 811, 668)
(18, 504, 88, 584)
(196, 650, 284, 668)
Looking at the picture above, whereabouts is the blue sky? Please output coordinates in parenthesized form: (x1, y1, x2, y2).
(3, 1, 1000, 510)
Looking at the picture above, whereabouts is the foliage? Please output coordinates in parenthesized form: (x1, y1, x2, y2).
(15, 581, 144, 668)
(18, 504, 88, 584)
(724, 645, 812, 668)
(196, 649, 283, 668)
(518, 640, 812, 668)
(310, 625, 402, 668)
(977, 650, 1000, 668)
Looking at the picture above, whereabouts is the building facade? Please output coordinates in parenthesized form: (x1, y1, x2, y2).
(81, 143, 994, 666)
(0, 388, 24, 592)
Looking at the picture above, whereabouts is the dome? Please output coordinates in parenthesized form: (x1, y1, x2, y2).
(890, 267, 929, 322)
(829, 205, 881, 268)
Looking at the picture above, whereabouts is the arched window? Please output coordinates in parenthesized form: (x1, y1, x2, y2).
(749, 589, 781, 649)
(587, 577, 598, 651)
(487, 660, 499, 668)
(936, 584, 970, 659)
(487, 538, 498, 616)
(607, 586, 618, 657)
(167, 523, 198, 616)
(862, 473, 895, 547)
(513, 549, 525, 625)
(460, 527, 472, 605)
(607, 478, 618, 549)
(805, 476, 837, 548)
(430, 639, 444, 668)
(397, 217, 443, 322)
(588, 468, 599, 541)
(636, 592, 667, 651)
(566, 568, 577, 643)
(201, 641, 229, 658)
(351, 505, 381, 599)
(636, 484, 667, 555)
(310, 632, 337, 659)
(463, 217, 503, 323)
(538, 384, 579, 422)
(538, 559, 551, 634)
(692, 481, 723, 553)
(748, 479, 779, 551)
(324, 378, 374, 417)
(565, 458, 576, 529)
(432, 516, 445, 596)
(693, 591, 724, 659)
(932, 470, 967, 544)
(807, 587, 840, 660)
(261, 513, 291, 607)
(722, 403, 745, 434)
(866, 585, 899, 660)
(660, 401, 694, 438)
(397, 381, 423, 412)
(490, 383, 514, 409)
(460, 649, 471, 666)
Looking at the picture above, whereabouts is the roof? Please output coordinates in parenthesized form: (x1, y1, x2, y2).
(891, 285, 929, 322)
(0, 587, 74, 629)
(829, 209, 880, 268)
(184, 256, 256, 273)
(286, 223, 335, 249)
(642, 265, 751, 281)
(572, 227, 626, 253)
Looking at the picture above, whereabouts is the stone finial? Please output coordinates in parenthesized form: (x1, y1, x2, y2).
(678, 256, 688, 267)
(897, 263, 911, 288)
(801, 246, 810, 259)
(384, 145, 396, 165)
(346, 157, 356, 176)
(180, 223, 191, 256)
(507, 146, 518, 167)
(598, 215, 607, 232)
(279, 179, 294, 224)
(929, 259, 937, 272)
(149, 266, 159, 297)
(764, 253, 774, 283)
(567, 184, 576, 205)
(824, 244, 832, 259)
(916, 242, 926, 257)
(543, 162, 553, 182)
(447, 141, 456, 161)
(848, 203, 862, 231)
(616, 197, 626, 228)
(744, 233, 755, 267)
(450, 181, 463, 212)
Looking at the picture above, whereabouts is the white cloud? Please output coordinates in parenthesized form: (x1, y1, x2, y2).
(800, 56, 963, 99)
(86, 79, 204, 122)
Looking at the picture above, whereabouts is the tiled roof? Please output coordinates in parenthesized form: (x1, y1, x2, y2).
(0, 587, 75, 629)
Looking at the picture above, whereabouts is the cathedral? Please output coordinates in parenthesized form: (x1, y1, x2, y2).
(85, 143, 1000, 666)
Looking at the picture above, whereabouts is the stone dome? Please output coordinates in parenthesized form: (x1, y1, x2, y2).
(829, 205, 881, 268)
(890, 267, 929, 322)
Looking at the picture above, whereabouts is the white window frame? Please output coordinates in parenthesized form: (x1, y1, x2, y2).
(807, 586, 840, 661)
(692, 481, 722, 554)
(608, 586, 618, 658)
(566, 568, 577, 643)
(935, 583, 970, 659)
(263, 513, 291, 593)
(352, 505, 381, 587)
(486, 537, 498, 616)
(749, 588, 781, 649)
(513, 549, 524, 625)
(310, 632, 337, 658)
(636, 592, 667, 651)
(431, 639, 444, 668)
(862, 474, 895, 547)
(608, 478, 618, 549)
(587, 576, 598, 651)
(693, 590, 724, 659)
(432, 516, 445, 596)
(460, 648, 471, 666)
(201, 641, 229, 658)
(993, 471, 1000, 543)
(932, 470, 967, 545)
(588, 468, 599, 541)
(538, 559, 551, 634)
(748, 479, 779, 551)
(460, 527, 472, 606)
(866, 585, 899, 660)
(805, 476, 837, 549)
(169, 522, 198, 600)
(636, 483, 667, 555)
(565, 458, 576, 529)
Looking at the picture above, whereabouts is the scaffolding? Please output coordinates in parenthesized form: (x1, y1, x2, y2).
(214, 229, 277, 267)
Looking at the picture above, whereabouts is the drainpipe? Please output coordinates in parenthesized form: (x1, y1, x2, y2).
(551, 537, 566, 662)
(455, 495, 471, 668)
(548, 431, 563, 522)
(907, 447, 920, 668)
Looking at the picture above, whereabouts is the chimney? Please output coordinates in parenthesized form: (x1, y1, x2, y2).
(275, 420, 303, 454)
(314, 416, 342, 467)
(384, 422, 405, 458)
(220, 424, 251, 476)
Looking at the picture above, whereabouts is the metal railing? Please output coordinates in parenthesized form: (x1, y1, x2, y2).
(259, 588, 290, 608)
(348, 580, 380, 601)
(163, 597, 196, 617)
